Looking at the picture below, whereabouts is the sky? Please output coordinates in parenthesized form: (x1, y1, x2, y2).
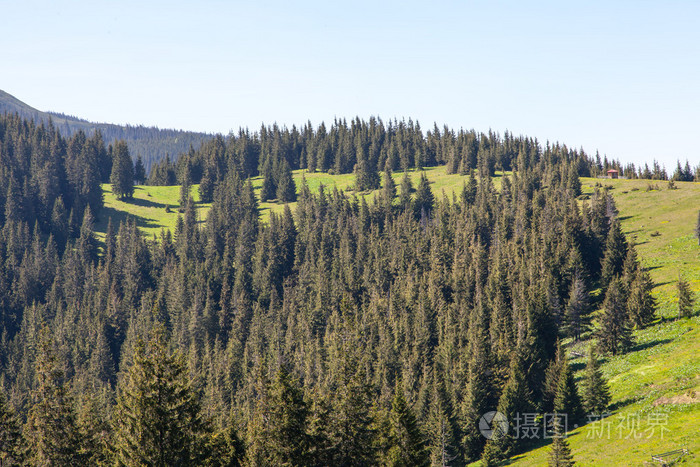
(2, 0, 699, 168)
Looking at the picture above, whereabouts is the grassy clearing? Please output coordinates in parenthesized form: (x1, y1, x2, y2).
(99, 166, 497, 231)
(95, 184, 211, 240)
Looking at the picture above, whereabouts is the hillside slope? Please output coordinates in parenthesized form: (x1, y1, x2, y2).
(0, 89, 212, 169)
(99, 170, 700, 466)
(506, 178, 700, 466)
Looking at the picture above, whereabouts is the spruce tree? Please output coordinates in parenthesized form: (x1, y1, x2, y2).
(384, 384, 429, 467)
(581, 346, 610, 415)
(110, 140, 134, 200)
(399, 169, 413, 210)
(413, 171, 435, 218)
(626, 268, 656, 328)
(597, 277, 633, 355)
(24, 331, 84, 466)
(248, 366, 310, 466)
(354, 152, 380, 191)
(600, 220, 627, 289)
(381, 162, 396, 207)
(553, 360, 584, 424)
(492, 351, 532, 458)
(547, 416, 575, 467)
(134, 153, 147, 185)
(326, 367, 376, 465)
(677, 275, 695, 318)
(564, 274, 591, 341)
(0, 387, 25, 465)
(276, 159, 297, 203)
(426, 375, 463, 467)
(111, 324, 211, 466)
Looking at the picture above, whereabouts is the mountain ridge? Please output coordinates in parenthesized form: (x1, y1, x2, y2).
(0, 89, 213, 170)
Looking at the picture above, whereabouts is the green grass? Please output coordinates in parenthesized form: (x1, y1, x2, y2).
(96, 184, 211, 240)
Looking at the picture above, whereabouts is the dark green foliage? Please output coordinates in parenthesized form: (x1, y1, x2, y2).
(553, 360, 584, 424)
(354, 152, 381, 191)
(399, 169, 413, 209)
(564, 274, 591, 341)
(696, 210, 700, 245)
(677, 275, 695, 318)
(111, 325, 211, 466)
(0, 387, 25, 465)
(134, 153, 147, 184)
(383, 384, 429, 467)
(110, 140, 135, 199)
(597, 277, 633, 355)
(600, 220, 627, 290)
(547, 416, 575, 467)
(381, 162, 396, 207)
(492, 351, 532, 458)
(581, 346, 610, 415)
(414, 171, 435, 218)
(247, 366, 310, 466)
(626, 268, 656, 328)
(24, 331, 85, 466)
(276, 159, 297, 202)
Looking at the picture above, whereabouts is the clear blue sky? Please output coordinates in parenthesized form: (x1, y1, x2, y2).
(3, 0, 699, 168)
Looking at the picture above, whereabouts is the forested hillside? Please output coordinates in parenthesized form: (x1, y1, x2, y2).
(0, 89, 212, 171)
(0, 112, 696, 466)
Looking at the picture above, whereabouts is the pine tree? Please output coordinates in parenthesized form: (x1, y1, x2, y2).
(276, 159, 297, 202)
(24, 330, 84, 466)
(581, 346, 610, 415)
(251, 366, 310, 466)
(597, 277, 633, 355)
(564, 274, 591, 341)
(111, 324, 211, 466)
(492, 351, 532, 458)
(354, 151, 380, 191)
(325, 366, 377, 465)
(677, 275, 695, 318)
(0, 387, 25, 465)
(600, 220, 627, 289)
(399, 169, 413, 210)
(383, 384, 429, 467)
(553, 360, 584, 424)
(260, 157, 277, 201)
(134, 154, 147, 185)
(110, 140, 134, 200)
(426, 375, 463, 467)
(626, 268, 656, 328)
(381, 162, 396, 207)
(542, 342, 565, 413)
(414, 171, 435, 218)
(547, 416, 575, 466)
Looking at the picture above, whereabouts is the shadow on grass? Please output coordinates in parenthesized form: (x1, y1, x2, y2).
(124, 196, 169, 209)
(630, 338, 673, 353)
(97, 206, 168, 233)
(609, 396, 639, 412)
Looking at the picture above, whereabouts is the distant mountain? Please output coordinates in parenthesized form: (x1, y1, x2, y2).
(0, 89, 213, 171)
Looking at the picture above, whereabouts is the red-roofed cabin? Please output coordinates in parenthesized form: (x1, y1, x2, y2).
(607, 169, 619, 179)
